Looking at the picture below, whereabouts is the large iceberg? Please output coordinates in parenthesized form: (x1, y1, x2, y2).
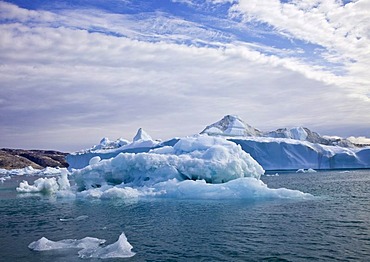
(19, 114, 362, 201)
(19, 135, 312, 200)
(73, 135, 264, 190)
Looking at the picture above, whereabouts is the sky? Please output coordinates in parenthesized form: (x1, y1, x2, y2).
(0, 0, 369, 151)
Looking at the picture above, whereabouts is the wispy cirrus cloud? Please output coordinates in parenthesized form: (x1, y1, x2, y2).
(227, 0, 370, 91)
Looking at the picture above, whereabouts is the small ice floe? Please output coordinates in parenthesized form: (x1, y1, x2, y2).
(296, 168, 317, 173)
(59, 215, 89, 222)
(29, 232, 135, 259)
(0, 175, 11, 183)
(265, 173, 279, 177)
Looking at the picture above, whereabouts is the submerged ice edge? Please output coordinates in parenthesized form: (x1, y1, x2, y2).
(28, 232, 135, 259)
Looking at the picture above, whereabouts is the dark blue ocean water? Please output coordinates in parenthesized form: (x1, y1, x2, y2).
(1, 170, 370, 261)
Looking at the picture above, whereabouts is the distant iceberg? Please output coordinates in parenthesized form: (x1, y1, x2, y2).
(230, 137, 370, 170)
(202, 115, 370, 170)
(201, 115, 360, 147)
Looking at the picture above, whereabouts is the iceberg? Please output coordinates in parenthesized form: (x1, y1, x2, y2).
(62, 135, 312, 200)
(19, 133, 313, 200)
(73, 135, 264, 190)
(67, 115, 370, 171)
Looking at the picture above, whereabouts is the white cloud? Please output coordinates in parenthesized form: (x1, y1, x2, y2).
(228, 0, 370, 95)
(0, 1, 369, 151)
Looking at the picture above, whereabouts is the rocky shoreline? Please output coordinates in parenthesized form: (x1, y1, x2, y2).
(0, 148, 68, 170)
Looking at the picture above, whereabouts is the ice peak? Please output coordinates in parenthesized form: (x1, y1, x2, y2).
(99, 137, 110, 146)
(200, 115, 262, 137)
(133, 128, 152, 142)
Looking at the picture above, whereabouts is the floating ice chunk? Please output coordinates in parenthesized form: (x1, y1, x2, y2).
(296, 168, 317, 173)
(78, 232, 135, 259)
(0, 175, 11, 183)
(29, 232, 135, 259)
(16, 170, 70, 194)
(28, 236, 106, 251)
(265, 173, 279, 177)
(16, 177, 59, 193)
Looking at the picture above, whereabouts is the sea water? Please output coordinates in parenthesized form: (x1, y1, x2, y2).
(1, 170, 370, 261)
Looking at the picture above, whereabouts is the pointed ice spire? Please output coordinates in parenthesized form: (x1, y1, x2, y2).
(133, 128, 152, 142)
(99, 137, 110, 146)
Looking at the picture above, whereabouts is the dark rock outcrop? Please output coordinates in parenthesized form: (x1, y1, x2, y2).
(0, 149, 68, 170)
